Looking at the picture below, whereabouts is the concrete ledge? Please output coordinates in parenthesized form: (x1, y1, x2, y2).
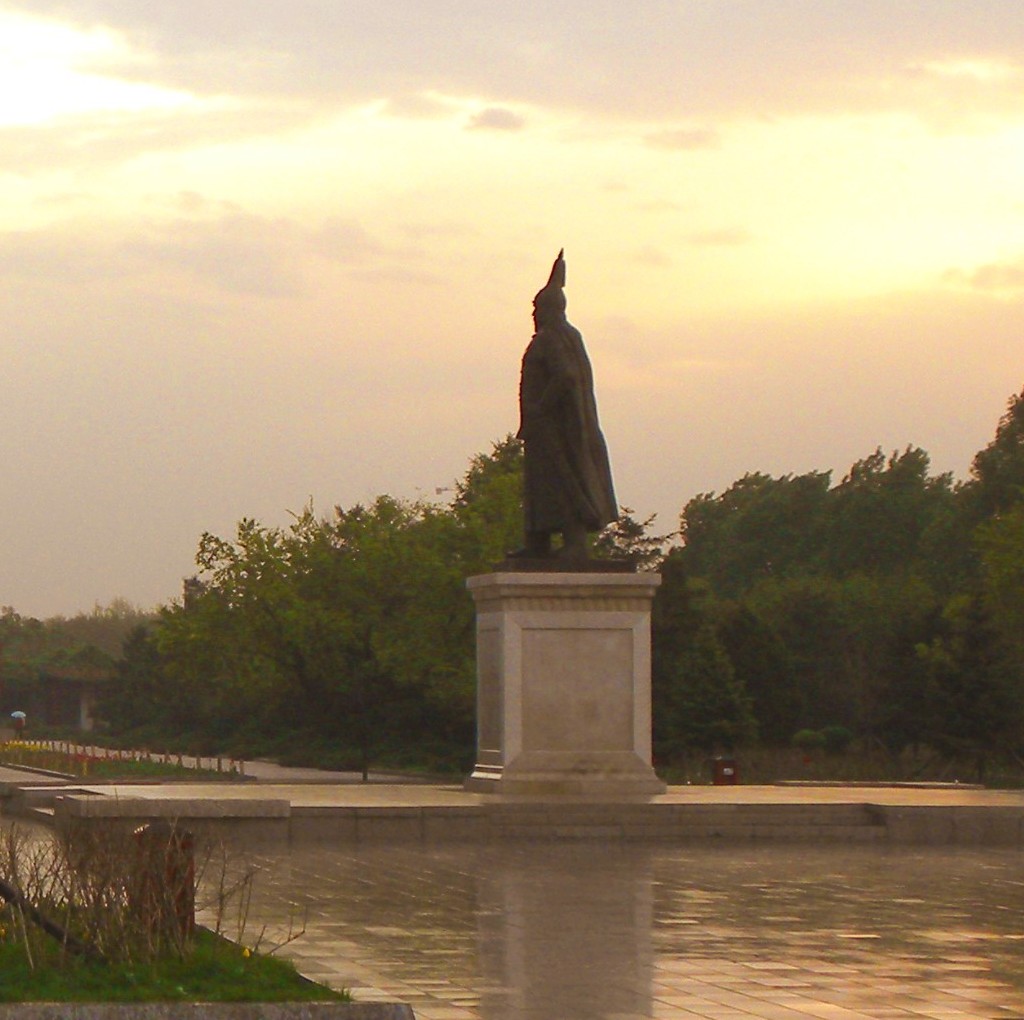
(8, 785, 95, 808)
(0, 1005, 414, 1019)
(50, 797, 294, 844)
(288, 800, 889, 843)
(875, 804, 1024, 845)
(0, 778, 69, 799)
(12, 781, 1024, 847)
(56, 797, 291, 819)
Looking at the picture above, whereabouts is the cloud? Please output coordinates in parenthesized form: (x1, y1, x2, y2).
(466, 106, 526, 131)
(166, 190, 244, 216)
(0, 210, 392, 297)
(122, 213, 305, 296)
(16, 0, 1024, 132)
(943, 257, 1024, 295)
(310, 218, 385, 264)
(912, 57, 1021, 83)
(0, 102, 295, 175)
(379, 92, 453, 120)
(635, 198, 683, 213)
(633, 246, 673, 268)
(686, 228, 752, 247)
(644, 127, 720, 151)
(0, 229, 120, 283)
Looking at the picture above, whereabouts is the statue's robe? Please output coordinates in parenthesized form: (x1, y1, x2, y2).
(517, 318, 617, 535)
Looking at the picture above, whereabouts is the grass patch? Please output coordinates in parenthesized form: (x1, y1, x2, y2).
(0, 925, 346, 1003)
(0, 822, 345, 1003)
(80, 759, 231, 781)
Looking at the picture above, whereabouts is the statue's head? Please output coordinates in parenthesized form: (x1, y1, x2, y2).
(532, 249, 567, 325)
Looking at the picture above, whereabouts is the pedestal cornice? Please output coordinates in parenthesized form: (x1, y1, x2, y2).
(467, 571, 661, 613)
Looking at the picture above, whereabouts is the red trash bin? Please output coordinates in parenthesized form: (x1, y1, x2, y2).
(712, 756, 738, 785)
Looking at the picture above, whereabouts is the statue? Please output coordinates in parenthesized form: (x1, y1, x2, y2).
(514, 250, 617, 560)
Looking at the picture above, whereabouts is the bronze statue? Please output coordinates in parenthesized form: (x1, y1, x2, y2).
(515, 250, 617, 559)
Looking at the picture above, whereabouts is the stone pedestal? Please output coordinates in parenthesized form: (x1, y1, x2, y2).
(464, 571, 665, 797)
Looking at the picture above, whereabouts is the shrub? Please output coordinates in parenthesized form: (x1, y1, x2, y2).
(821, 725, 854, 755)
(792, 728, 826, 751)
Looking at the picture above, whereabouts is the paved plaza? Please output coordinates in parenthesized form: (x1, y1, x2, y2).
(224, 840, 1024, 1020)
(3, 761, 1024, 1018)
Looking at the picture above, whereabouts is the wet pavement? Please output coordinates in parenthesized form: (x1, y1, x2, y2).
(215, 841, 1024, 1020)
(4, 757, 1024, 1018)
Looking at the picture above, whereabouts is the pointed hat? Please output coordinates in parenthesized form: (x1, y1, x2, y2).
(533, 248, 567, 314)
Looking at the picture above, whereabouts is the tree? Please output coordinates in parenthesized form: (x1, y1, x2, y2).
(965, 387, 1024, 520)
(915, 594, 1024, 780)
(98, 625, 167, 737)
(715, 602, 798, 746)
(652, 557, 756, 758)
(823, 447, 956, 578)
(678, 471, 830, 597)
(155, 497, 476, 771)
(976, 502, 1024, 663)
(449, 435, 524, 569)
(592, 508, 673, 569)
(132, 440, 538, 769)
(0, 605, 145, 725)
(744, 575, 857, 733)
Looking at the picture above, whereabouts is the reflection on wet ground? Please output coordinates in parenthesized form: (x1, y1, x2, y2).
(222, 842, 1024, 1020)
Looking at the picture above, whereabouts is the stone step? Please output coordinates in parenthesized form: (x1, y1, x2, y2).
(488, 802, 886, 842)
(492, 822, 887, 842)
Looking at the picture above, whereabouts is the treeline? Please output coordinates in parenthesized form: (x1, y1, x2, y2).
(6, 388, 1024, 780)
(0, 600, 154, 723)
(653, 387, 1024, 779)
(101, 439, 528, 771)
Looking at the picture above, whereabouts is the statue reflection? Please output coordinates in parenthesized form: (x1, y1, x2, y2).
(474, 844, 654, 1020)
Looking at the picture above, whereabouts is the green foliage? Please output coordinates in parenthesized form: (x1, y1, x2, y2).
(965, 387, 1024, 520)
(150, 496, 476, 769)
(679, 470, 830, 597)
(715, 602, 799, 746)
(593, 507, 673, 568)
(669, 423, 1015, 768)
(823, 446, 957, 577)
(652, 561, 757, 757)
(791, 729, 825, 751)
(820, 725, 854, 755)
(100, 626, 167, 736)
(99, 441, 545, 771)
(914, 594, 1024, 779)
(0, 601, 153, 726)
(976, 502, 1024, 661)
(678, 447, 957, 598)
(450, 434, 524, 567)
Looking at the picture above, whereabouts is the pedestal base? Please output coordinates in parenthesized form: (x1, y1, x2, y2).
(465, 571, 665, 798)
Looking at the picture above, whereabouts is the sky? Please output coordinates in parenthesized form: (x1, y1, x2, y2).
(2, 0, 1023, 618)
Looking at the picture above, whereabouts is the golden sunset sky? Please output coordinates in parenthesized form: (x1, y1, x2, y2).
(2, 1, 1023, 615)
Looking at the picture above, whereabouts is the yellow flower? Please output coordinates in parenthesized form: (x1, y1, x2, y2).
(242, 947, 251, 958)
